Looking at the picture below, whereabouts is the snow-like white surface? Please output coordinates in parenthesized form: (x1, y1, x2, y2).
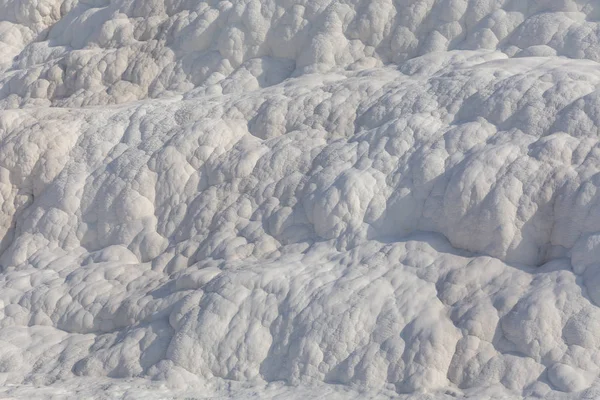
(3, 0, 600, 398)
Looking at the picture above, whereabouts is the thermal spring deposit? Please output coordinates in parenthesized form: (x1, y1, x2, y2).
(4, 0, 600, 399)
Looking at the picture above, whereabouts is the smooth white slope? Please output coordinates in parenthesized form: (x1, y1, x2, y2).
(2, 0, 600, 398)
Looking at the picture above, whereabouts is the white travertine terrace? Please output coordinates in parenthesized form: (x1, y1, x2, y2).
(2, 0, 600, 398)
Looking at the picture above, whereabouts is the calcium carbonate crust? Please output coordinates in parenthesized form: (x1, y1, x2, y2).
(3, 0, 600, 398)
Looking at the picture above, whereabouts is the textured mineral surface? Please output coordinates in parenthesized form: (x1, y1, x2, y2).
(2, 0, 600, 398)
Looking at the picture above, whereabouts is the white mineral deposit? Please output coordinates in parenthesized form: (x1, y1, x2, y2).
(1, 0, 600, 398)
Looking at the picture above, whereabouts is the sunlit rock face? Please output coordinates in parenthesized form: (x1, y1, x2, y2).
(3, 0, 600, 398)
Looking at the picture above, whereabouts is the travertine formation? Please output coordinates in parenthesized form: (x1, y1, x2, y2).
(2, 0, 600, 398)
